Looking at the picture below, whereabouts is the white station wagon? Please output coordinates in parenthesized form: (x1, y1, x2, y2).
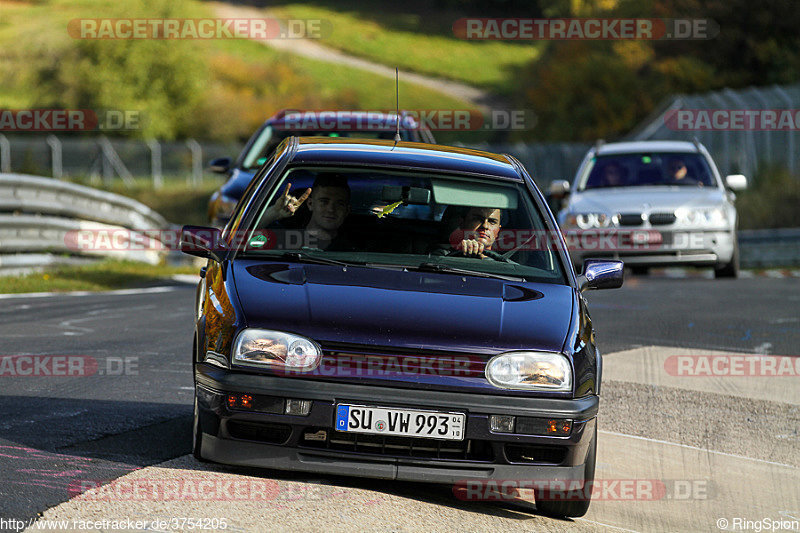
(553, 140, 747, 278)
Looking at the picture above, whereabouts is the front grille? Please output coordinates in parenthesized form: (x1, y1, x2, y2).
(617, 213, 645, 226)
(505, 444, 567, 465)
(300, 427, 494, 461)
(227, 421, 292, 444)
(648, 212, 677, 225)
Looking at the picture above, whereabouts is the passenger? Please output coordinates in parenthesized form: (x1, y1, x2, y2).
(260, 173, 354, 251)
(601, 162, 625, 187)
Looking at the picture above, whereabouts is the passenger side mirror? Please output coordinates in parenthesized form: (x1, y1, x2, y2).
(208, 157, 232, 174)
(577, 259, 624, 292)
(724, 174, 747, 191)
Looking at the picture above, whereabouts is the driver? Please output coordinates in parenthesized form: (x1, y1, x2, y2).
(432, 206, 502, 259)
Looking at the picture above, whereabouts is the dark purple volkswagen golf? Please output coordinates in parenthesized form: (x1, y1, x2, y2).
(181, 137, 623, 517)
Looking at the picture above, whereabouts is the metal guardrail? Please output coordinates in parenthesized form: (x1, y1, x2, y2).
(0, 173, 171, 273)
(738, 228, 800, 268)
(0, 173, 167, 229)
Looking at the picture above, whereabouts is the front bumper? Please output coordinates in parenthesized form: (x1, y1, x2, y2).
(567, 229, 735, 268)
(195, 363, 598, 484)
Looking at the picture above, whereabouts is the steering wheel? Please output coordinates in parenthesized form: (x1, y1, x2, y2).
(445, 248, 509, 262)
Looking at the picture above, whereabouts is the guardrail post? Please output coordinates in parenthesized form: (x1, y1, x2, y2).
(186, 139, 203, 187)
(0, 134, 10, 173)
(46, 135, 63, 180)
(146, 139, 163, 189)
(99, 136, 134, 187)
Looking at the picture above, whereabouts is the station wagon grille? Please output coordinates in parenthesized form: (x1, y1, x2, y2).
(301, 427, 494, 461)
(647, 212, 677, 225)
(617, 213, 645, 226)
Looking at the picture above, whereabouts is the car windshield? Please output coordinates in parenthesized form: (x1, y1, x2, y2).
(238, 166, 568, 285)
(580, 152, 716, 190)
(241, 126, 410, 170)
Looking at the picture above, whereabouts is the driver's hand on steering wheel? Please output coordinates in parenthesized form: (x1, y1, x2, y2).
(459, 238, 487, 258)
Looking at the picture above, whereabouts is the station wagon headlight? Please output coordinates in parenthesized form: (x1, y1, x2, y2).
(233, 329, 321, 371)
(485, 351, 572, 392)
(676, 206, 727, 226)
(566, 213, 615, 229)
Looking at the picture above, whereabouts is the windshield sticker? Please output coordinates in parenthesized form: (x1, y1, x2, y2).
(249, 234, 268, 248)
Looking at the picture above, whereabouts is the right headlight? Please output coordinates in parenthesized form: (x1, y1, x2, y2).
(232, 329, 321, 371)
(485, 351, 573, 392)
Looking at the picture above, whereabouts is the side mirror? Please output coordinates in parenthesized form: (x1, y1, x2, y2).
(549, 180, 571, 198)
(180, 225, 224, 261)
(724, 174, 747, 191)
(577, 259, 624, 292)
(208, 157, 232, 174)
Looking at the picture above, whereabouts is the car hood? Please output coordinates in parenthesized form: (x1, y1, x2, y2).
(567, 187, 726, 214)
(220, 168, 257, 201)
(232, 260, 574, 355)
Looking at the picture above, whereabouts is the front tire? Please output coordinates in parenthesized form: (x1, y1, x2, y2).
(534, 423, 597, 518)
(714, 239, 739, 278)
(192, 394, 209, 462)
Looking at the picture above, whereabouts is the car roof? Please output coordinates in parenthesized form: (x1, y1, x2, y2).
(596, 140, 702, 155)
(267, 110, 422, 131)
(289, 138, 523, 181)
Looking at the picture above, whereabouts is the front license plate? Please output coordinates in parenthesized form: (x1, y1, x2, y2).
(335, 404, 465, 441)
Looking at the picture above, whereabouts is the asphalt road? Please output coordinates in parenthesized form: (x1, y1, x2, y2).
(0, 275, 797, 531)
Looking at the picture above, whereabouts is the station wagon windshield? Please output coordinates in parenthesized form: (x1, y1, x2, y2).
(238, 166, 568, 285)
(580, 152, 716, 190)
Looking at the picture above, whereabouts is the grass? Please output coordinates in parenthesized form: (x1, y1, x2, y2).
(209, 31, 473, 111)
(270, 2, 542, 93)
(0, 259, 198, 294)
(0, 0, 476, 142)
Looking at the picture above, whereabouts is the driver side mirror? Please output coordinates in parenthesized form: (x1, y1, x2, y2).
(577, 259, 624, 292)
(180, 225, 224, 262)
(208, 157, 232, 174)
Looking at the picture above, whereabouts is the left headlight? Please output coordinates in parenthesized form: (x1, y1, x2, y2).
(232, 329, 321, 371)
(676, 206, 728, 226)
(485, 351, 573, 392)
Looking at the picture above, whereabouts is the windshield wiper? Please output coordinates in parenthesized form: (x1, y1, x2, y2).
(276, 252, 355, 267)
(415, 262, 524, 282)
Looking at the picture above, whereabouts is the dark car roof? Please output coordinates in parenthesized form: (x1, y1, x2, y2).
(289, 138, 522, 181)
(268, 110, 421, 131)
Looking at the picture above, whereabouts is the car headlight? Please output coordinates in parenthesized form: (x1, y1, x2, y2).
(217, 195, 239, 218)
(565, 213, 615, 229)
(233, 329, 321, 371)
(700, 206, 727, 225)
(485, 351, 572, 391)
(676, 207, 727, 226)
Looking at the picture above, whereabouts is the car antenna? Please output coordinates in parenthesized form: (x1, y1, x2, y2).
(393, 67, 401, 147)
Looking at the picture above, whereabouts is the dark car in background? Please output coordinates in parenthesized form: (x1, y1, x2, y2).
(182, 137, 623, 518)
(207, 110, 437, 226)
